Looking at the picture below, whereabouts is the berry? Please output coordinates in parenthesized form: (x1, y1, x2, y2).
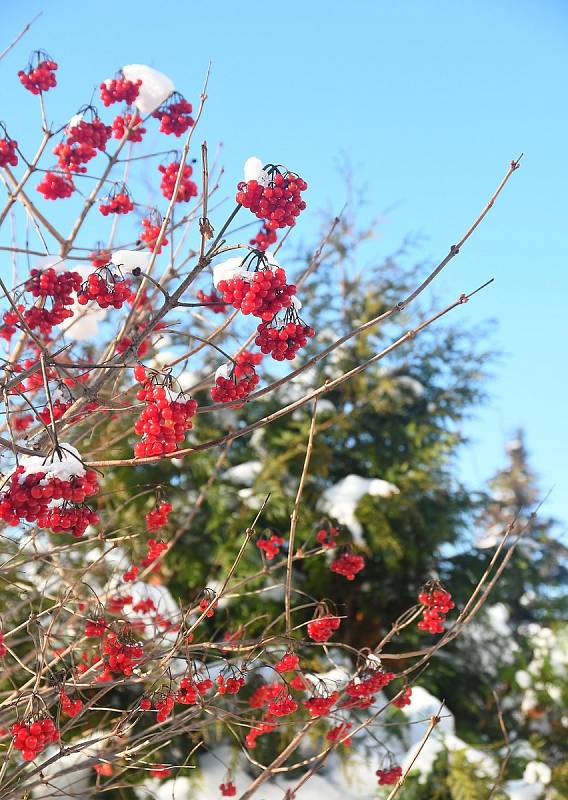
(393, 686, 412, 708)
(140, 538, 168, 568)
(36, 171, 74, 200)
(99, 190, 133, 216)
(67, 115, 112, 151)
(146, 501, 172, 532)
(112, 112, 146, 142)
(417, 583, 455, 634)
(326, 722, 353, 746)
(60, 691, 83, 717)
(77, 268, 131, 309)
(103, 629, 143, 676)
(307, 614, 341, 643)
(217, 263, 296, 322)
(256, 534, 284, 560)
(122, 565, 139, 582)
(236, 167, 307, 230)
(18, 54, 58, 94)
(152, 93, 194, 136)
(139, 217, 168, 254)
(12, 717, 59, 760)
(89, 248, 111, 268)
(0, 136, 18, 168)
(255, 315, 315, 361)
(249, 223, 277, 252)
(133, 374, 198, 458)
(0, 631, 7, 657)
(274, 652, 299, 673)
(211, 352, 262, 405)
(100, 77, 141, 106)
(267, 691, 298, 717)
(220, 781, 237, 797)
(316, 526, 339, 548)
(158, 161, 197, 203)
(53, 141, 96, 173)
(196, 288, 227, 313)
(303, 691, 338, 718)
(376, 766, 403, 785)
(23, 267, 81, 334)
(330, 552, 365, 581)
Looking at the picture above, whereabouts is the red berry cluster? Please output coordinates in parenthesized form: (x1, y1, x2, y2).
(216, 674, 245, 695)
(1, 306, 23, 341)
(100, 77, 142, 107)
(393, 686, 412, 708)
(0, 464, 99, 531)
(256, 533, 284, 560)
(12, 717, 59, 761)
(112, 113, 146, 142)
(152, 94, 194, 136)
(36, 171, 75, 200)
(220, 781, 237, 797)
(154, 693, 175, 722)
(99, 190, 134, 216)
(38, 503, 99, 537)
(140, 538, 168, 568)
(103, 630, 143, 676)
(123, 565, 139, 582)
(18, 56, 58, 94)
(249, 223, 277, 252)
(53, 141, 96, 174)
(217, 264, 296, 321)
(85, 617, 107, 637)
(236, 168, 307, 230)
(0, 137, 18, 168)
(158, 161, 198, 202)
(248, 681, 285, 709)
(67, 116, 112, 151)
(133, 366, 198, 457)
(0, 630, 7, 657)
(245, 720, 275, 748)
(140, 218, 168, 254)
(344, 668, 395, 708)
(417, 584, 455, 634)
(307, 614, 341, 642)
(77, 268, 131, 309)
(24, 267, 81, 333)
(13, 414, 34, 431)
(60, 691, 83, 717)
(37, 398, 71, 425)
(255, 316, 315, 361)
(145, 501, 172, 531)
(330, 552, 365, 581)
(175, 676, 212, 705)
(89, 248, 112, 268)
(326, 722, 353, 746)
(267, 691, 298, 717)
(303, 691, 339, 718)
(275, 652, 300, 673)
(196, 288, 227, 313)
(210, 359, 260, 405)
(376, 766, 403, 785)
(316, 526, 339, 548)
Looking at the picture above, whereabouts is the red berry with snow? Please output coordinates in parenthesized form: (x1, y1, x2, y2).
(236, 167, 307, 230)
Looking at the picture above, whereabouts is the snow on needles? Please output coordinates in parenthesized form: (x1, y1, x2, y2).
(320, 474, 400, 544)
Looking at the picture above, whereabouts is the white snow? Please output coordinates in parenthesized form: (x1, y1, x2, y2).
(121, 64, 174, 114)
(243, 156, 270, 186)
(320, 475, 400, 544)
(111, 249, 150, 272)
(17, 444, 86, 482)
(212, 257, 248, 288)
(223, 461, 262, 484)
(214, 363, 232, 382)
(523, 761, 551, 785)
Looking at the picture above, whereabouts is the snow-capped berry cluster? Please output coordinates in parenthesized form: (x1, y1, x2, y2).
(250, 223, 277, 252)
(23, 267, 81, 334)
(133, 366, 198, 457)
(255, 315, 315, 361)
(217, 261, 296, 321)
(67, 114, 112, 151)
(36, 171, 75, 200)
(140, 217, 168, 253)
(0, 136, 18, 168)
(158, 161, 198, 202)
(100, 77, 142, 106)
(316, 526, 340, 548)
(236, 167, 307, 230)
(103, 630, 143, 676)
(152, 93, 194, 136)
(0, 448, 99, 536)
(417, 584, 455, 634)
(12, 717, 59, 761)
(196, 288, 227, 313)
(376, 766, 403, 785)
(112, 112, 146, 142)
(330, 551, 365, 581)
(211, 352, 262, 404)
(256, 533, 284, 560)
(60, 691, 83, 717)
(77, 268, 131, 309)
(307, 614, 341, 642)
(145, 501, 172, 531)
(99, 189, 134, 216)
(18, 55, 58, 94)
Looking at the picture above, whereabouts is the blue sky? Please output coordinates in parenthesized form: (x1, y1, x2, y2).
(1, 0, 566, 527)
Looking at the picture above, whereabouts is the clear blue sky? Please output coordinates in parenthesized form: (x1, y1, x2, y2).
(2, 0, 567, 528)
